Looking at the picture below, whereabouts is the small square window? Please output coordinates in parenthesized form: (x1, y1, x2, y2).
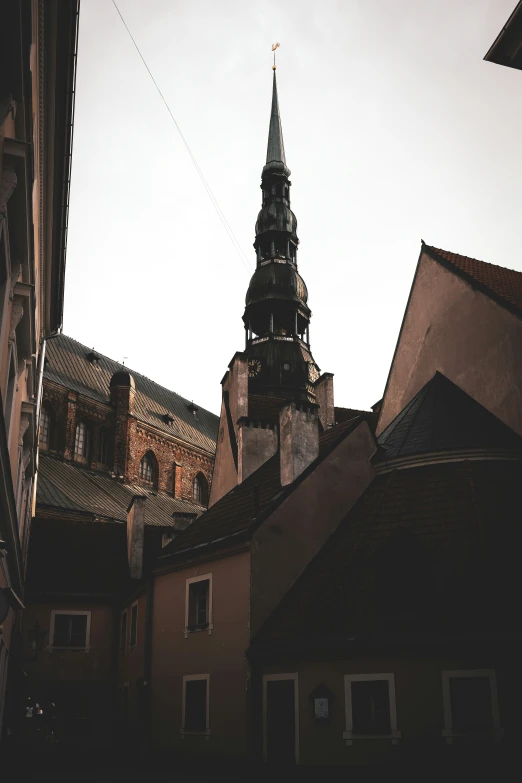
(344, 673, 400, 744)
(130, 604, 138, 647)
(442, 669, 502, 742)
(50, 611, 90, 650)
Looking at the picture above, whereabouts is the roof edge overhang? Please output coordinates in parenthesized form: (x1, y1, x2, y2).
(484, 0, 522, 68)
(373, 448, 521, 474)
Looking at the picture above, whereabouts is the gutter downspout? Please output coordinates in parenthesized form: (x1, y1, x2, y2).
(142, 575, 154, 759)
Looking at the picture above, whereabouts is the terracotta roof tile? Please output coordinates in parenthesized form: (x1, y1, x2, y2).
(425, 245, 522, 316)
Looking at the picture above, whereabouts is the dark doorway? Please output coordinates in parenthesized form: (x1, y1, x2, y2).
(265, 678, 296, 765)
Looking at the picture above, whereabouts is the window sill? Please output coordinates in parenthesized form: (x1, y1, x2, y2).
(47, 645, 91, 653)
(442, 728, 503, 744)
(184, 623, 213, 638)
(181, 729, 211, 741)
(343, 730, 401, 746)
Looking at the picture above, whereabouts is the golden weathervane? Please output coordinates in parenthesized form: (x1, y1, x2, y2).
(272, 42, 280, 70)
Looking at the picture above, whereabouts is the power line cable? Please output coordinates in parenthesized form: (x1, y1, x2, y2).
(111, 0, 253, 274)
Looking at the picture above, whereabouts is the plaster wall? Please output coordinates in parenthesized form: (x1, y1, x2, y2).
(150, 550, 250, 757)
(238, 422, 278, 483)
(209, 355, 248, 506)
(21, 603, 114, 682)
(260, 652, 513, 767)
(251, 421, 376, 637)
(378, 252, 522, 436)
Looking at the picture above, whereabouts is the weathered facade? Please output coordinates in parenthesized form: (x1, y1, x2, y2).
(19, 335, 219, 746)
(0, 0, 79, 748)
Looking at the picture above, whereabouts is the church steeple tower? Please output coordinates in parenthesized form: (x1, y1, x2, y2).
(243, 70, 320, 404)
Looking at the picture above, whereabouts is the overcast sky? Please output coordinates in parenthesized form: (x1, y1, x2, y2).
(64, 0, 522, 415)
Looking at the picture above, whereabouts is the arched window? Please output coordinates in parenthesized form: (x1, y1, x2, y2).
(139, 451, 157, 487)
(97, 426, 108, 465)
(74, 420, 90, 463)
(192, 473, 209, 506)
(39, 404, 53, 450)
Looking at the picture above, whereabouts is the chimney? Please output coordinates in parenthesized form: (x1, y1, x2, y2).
(127, 495, 147, 579)
(314, 372, 335, 430)
(279, 402, 319, 487)
(237, 418, 278, 483)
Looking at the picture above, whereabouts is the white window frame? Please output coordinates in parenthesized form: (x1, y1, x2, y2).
(441, 669, 503, 744)
(343, 673, 400, 745)
(262, 672, 300, 764)
(48, 610, 91, 652)
(184, 574, 213, 637)
(129, 601, 138, 648)
(181, 673, 211, 738)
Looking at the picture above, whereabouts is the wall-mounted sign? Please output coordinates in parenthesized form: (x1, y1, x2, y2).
(309, 683, 334, 723)
(314, 697, 329, 720)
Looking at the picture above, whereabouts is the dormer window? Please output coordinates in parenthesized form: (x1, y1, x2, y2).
(188, 402, 199, 418)
(162, 413, 174, 426)
(86, 351, 100, 365)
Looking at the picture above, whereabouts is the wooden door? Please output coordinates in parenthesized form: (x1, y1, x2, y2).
(266, 678, 296, 765)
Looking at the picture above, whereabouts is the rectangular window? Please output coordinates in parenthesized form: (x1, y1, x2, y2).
(120, 611, 127, 653)
(442, 670, 502, 742)
(50, 611, 91, 650)
(185, 575, 213, 635)
(130, 603, 138, 647)
(343, 673, 400, 744)
(182, 675, 209, 734)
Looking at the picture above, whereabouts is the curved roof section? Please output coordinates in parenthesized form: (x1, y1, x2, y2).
(249, 458, 522, 650)
(376, 371, 522, 461)
(44, 335, 219, 453)
(246, 262, 308, 307)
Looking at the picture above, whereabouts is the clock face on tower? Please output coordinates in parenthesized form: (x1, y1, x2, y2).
(248, 358, 262, 377)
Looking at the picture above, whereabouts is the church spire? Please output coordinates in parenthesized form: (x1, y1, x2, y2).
(241, 68, 321, 404)
(266, 71, 287, 168)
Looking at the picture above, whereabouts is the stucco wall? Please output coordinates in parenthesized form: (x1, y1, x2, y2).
(262, 652, 511, 767)
(377, 252, 522, 436)
(150, 550, 251, 757)
(250, 421, 376, 638)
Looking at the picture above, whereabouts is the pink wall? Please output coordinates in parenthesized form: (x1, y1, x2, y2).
(377, 252, 522, 436)
(251, 421, 376, 637)
(151, 550, 251, 755)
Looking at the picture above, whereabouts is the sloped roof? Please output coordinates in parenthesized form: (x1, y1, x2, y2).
(377, 372, 522, 460)
(36, 452, 203, 526)
(250, 458, 522, 654)
(425, 245, 522, 317)
(44, 334, 219, 453)
(159, 415, 368, 560)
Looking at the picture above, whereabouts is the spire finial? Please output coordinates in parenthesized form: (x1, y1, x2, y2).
(272, 42, 280, 70)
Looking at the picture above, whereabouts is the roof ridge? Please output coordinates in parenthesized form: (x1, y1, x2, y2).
(50, 334, 218, 419)
(425, 245, 522, 277)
